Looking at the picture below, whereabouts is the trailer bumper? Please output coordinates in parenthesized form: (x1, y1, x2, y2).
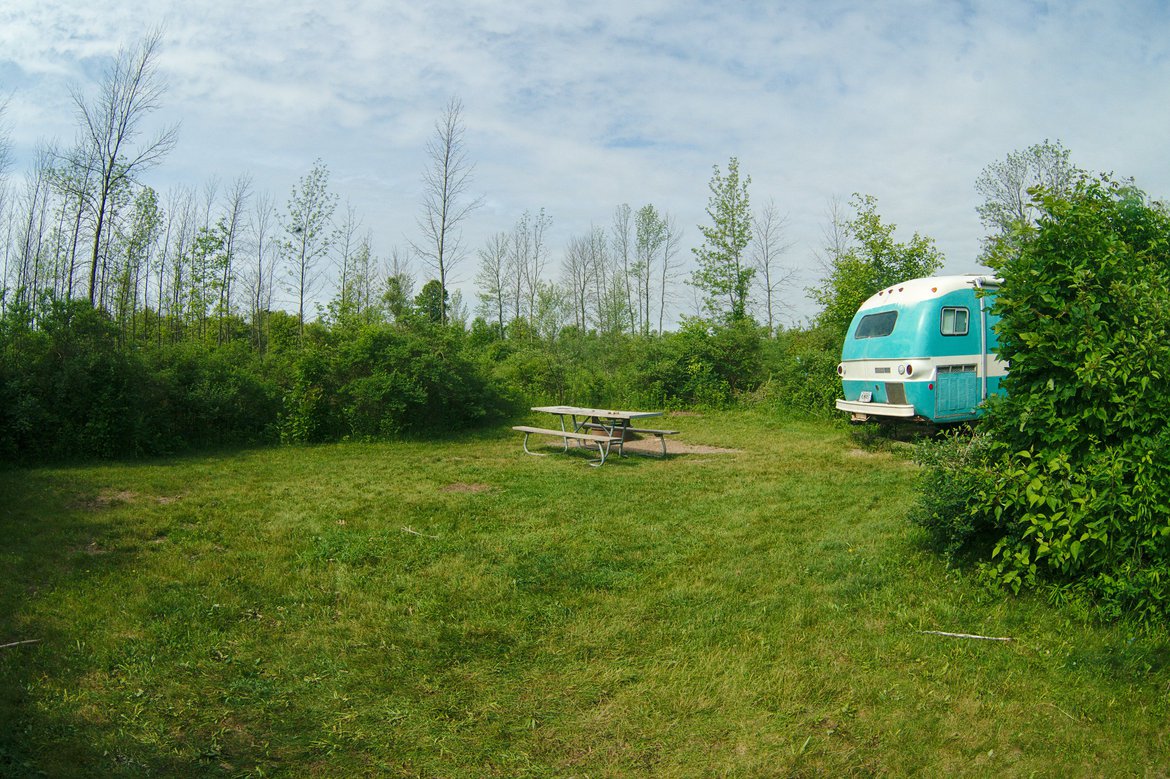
(835, 398, 917, 421)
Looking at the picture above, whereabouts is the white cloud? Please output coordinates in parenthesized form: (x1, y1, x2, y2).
(2, 0, 1170, 324)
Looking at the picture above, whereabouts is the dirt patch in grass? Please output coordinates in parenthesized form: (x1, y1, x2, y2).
(74, 489, 138, 510)
(74, 490, 182, 510)
(621, 438, 739, 455)
(441, 482, 493, 494)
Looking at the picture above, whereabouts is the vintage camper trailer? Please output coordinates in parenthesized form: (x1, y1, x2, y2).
(835, 275, 1006, 423)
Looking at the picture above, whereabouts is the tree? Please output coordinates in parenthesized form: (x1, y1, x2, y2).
(334, 202, 363, 318)
(67, 29, 179, 305)
(113, 185, 161, 340)
(281, 159, 338, 338)
(414, 278, 449, 324)
(413, 97, 481, 325)
(383, 246, 415, 323)
(691, 157, 753, 321)
(975, 139, 1078, 260)
(750, 198, 794, 336)
(244, 189, 278, 351)
(657, 213, 683, 334)
(809, 194, 944, 338)
(475, 231, 510, 332)
(506, 209, 551, 325)
(561, 231, 596, 331)
(611, 204, 634, 331)
(633, 204, 666, 334)
(10, 148, 54, 308)
(215, 174, 250, 343)
(0, 98, 12, 293)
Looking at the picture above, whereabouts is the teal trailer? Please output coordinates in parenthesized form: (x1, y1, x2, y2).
(835, 275, 1005, 423)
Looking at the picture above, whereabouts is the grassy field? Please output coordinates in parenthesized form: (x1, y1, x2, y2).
(2, 411, 1168, 777)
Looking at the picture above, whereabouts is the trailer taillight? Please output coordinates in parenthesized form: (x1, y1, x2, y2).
(836, 363, 845, 377)
(905, 363, 914, 377)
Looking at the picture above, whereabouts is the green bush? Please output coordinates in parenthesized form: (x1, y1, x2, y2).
(907, 431, 997, 560)
(634, 318, 764, 408)
(750, 326, 841, 418)
(915, 175, 1170, 621)
(0, 298, 156, 460)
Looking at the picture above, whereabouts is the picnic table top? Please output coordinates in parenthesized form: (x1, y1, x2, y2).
(531, 405, 664, 421)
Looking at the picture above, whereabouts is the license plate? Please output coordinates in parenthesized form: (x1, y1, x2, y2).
(859, 391, 872, 403)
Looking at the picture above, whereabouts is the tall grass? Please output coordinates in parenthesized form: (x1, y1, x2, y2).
(2, 412, 1168, 776)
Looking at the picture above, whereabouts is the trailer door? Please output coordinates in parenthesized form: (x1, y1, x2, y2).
(935, 365, 979, 419)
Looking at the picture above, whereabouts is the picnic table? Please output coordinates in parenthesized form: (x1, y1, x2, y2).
(512, 405, 679, 466)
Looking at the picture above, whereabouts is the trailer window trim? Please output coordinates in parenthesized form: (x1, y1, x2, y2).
(854, 310, 898, 339)
(940, 306, 969, 336)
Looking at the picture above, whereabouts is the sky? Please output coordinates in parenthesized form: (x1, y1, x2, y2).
(2, 0, 1169, 326)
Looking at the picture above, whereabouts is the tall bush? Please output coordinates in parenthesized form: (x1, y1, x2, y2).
(919, 176, 1170, 621)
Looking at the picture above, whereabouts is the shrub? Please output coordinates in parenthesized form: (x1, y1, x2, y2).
(750, 326, 841, 418)
(634, 318, 764, 408)
(915, 175, 1170, 621)
(907, 431, 997, 560)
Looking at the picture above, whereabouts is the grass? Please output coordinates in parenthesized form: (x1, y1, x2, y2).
(2, 410, 1168, 777)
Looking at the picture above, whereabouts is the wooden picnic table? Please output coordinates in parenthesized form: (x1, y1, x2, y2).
(514, 406, 678, 465)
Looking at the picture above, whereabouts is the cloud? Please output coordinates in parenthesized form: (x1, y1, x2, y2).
(2, 0, 1169, 324)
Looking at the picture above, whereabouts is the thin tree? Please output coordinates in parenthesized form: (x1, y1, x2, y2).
(561, 232, 596, 330)
(412, 97, 482, 325)
(475, 231, 510, 333)
(610, 204, 634, 332)
(216, 174, 250, 343)
(634, 204, 666, 334)
(750, 198, 795, 335)
(340, 204, 363, 309)
(68, 29, 179, 305)
(657, 213, 683, 334)
(383, 245, 415, 323)
(280, 158, 338, 339)
(245, 190, 277, 349)
(690, 157, 753, 321)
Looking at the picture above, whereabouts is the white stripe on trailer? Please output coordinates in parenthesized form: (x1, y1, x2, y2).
(839, 356, 1008, 379)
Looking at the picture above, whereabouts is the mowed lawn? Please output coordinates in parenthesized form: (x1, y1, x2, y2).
(2, 411, 1168, 777)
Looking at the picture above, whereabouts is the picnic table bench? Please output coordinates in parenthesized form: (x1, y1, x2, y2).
(511, 425, 624, 466)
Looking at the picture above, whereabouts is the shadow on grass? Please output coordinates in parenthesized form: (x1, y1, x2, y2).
(0, 467, 227, 777)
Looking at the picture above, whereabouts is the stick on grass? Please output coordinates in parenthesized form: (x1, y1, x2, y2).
(919, 630, 1013, 642)
(1, 639, 42, 650)
(401, 526, 439, 540)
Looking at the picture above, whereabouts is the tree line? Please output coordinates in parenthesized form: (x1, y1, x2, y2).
(0, 32, 812, 346)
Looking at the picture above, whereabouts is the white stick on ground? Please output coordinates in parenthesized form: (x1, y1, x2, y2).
(918, 630, 1013, 642)
(1, 639, 42, 650)
(401, 526, 439, 540)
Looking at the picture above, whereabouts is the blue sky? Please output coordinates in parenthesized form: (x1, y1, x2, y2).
(2, 0, 1169, 324)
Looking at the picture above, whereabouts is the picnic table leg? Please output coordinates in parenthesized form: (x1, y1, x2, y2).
(521, 431, 546, 456)
(615, 420, 630, 457)
(588, 436, 612, 467)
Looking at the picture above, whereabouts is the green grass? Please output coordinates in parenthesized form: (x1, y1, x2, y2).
(2, 411, 1168, 777)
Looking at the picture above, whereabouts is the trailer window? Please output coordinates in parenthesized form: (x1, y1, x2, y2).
(941, 307, 969, 336)
(854, 311, 898, 339)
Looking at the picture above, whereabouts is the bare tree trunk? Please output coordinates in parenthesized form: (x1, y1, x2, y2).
(413, 97, 482, 326)
(70, 29, 178, 306)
